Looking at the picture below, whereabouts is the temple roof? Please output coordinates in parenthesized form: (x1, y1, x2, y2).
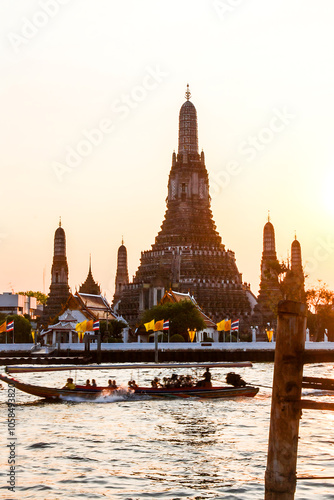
(161, 289, 216, 328)
(79, 257, 101, 295)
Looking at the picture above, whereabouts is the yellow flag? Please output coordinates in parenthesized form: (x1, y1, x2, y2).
(76, 320, 87, 333)
(0, 321, 6, 333)
(267, 330, 273, 342)
(216, 320, 225, 332)
(188, 330, 196, 342)
(31, 330, 35, 342)
(224, 320, 231, 331)
(154, 320, 164, 331)
(86, 320, 93, 331)
(144, 319, 155, 332)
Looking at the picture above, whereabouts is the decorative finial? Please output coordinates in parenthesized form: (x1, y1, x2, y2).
(185, 83, 191, 101)
(89, 253, 92, 271)
(294, 231, 297, 240)
(267, 210, 270, 222)
(59, 216, 61, 227)
(122, 235, 124, 245)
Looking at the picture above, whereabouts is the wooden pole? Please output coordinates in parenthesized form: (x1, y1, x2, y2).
(265, 300, 307, 499)
(154, 331, 158, 363)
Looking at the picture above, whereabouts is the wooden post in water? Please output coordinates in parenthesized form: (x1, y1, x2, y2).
(154, 331, 159, 363)
(265, 300, 307, 499)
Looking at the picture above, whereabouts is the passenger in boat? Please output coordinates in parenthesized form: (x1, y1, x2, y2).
(86, 379, 91, 387)
(128, 380, 138, 388)
(197, 368, 212, 388)
(151, 377, 161, 388)
(63, 378, 76, 390)
(91, 379, 97, 387)
(108, 380, 117, 389)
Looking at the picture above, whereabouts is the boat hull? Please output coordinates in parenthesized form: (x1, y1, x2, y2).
(0, 374, 115, 400)
(133, 385, 259, 398)
(0, 374, 259, 400)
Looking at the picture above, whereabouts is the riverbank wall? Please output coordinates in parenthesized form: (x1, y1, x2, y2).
(0, 342, 333, 365)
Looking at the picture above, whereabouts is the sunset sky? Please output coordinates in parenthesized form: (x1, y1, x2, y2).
(1, 0, 334, 303)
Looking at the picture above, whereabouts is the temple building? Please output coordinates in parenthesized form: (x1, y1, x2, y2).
(113, 239, 129, 309)
(43, 219, 70, 324)
(117, 86, 254, 326)
(79, 256, 101, 295)
(282, 236, 305, 302)
(256, 216, 283, 326)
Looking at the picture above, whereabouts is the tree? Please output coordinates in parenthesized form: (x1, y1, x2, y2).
(19, 291, 48, 305)
(306, 282, 334, 341)
(0, 314, 32, 344)
(141, 301, 206, 340)
(99, 319, 127, 342)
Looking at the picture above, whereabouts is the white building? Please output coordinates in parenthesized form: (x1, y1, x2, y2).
(0, 292, 38, 318)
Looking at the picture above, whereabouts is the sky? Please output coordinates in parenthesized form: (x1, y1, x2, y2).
(1, 0, 334, 304)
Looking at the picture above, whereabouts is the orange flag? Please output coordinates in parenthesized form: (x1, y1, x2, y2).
(224, 320, 231, 331)
(86, 320, 94, 331)
(154, 320, 164, 331)
(0, 321, 6, 333)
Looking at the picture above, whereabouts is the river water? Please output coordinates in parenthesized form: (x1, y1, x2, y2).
(1, 362, 334, 500)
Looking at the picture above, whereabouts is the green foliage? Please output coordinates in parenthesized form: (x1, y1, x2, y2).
(0, 314, 32, 344)
(99, 319, 127, 342)
(170, 333, 185, 343)
(141, 301, 206, 338)
(19, 291, 48, 305)
(306, 282, 334, 341)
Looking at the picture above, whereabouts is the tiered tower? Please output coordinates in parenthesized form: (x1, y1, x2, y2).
(79, 255, 101, 295)
(113, 239, 129, 308)
(43, 219, 70, 323)
(118, 87, 253, 325)
(282, 236, 305, 302)
(256, 216, 282, 325)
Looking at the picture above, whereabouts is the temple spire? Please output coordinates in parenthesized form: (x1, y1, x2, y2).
(185, 83, 191, 101)
(178, 85, 198, 155)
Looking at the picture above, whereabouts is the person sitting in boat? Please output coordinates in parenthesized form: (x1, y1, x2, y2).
(197, 368, 212, 388)
(108, 380, 117, 389)
(63, 378, 76, 390)
(91, 379, 97, 387)
(151, 377, 161, 388)
(128, 380, 138, 389)
(86, 379, 91, 387)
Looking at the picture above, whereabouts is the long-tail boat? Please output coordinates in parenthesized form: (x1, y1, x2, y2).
(0, 362, 259, 400)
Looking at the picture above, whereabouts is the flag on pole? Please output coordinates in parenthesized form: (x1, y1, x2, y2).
(224, 320, 231, 331)
(86, 320, 94, 331)
(216, 320, 225, 331)
(266, 330, 273, 342)
(163, 320, 170, 331)
(154, 320, 164, 331)
(93, 320, 99, 331)
(231, 320, 239, 331)
(188, 329, 196, 342)
(0, 321, 6, 333)
(75, 320, 87, 333)
(6, 321, 14, 332)
(31, 330, 35, 342)
(144, 319, 155, 332)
